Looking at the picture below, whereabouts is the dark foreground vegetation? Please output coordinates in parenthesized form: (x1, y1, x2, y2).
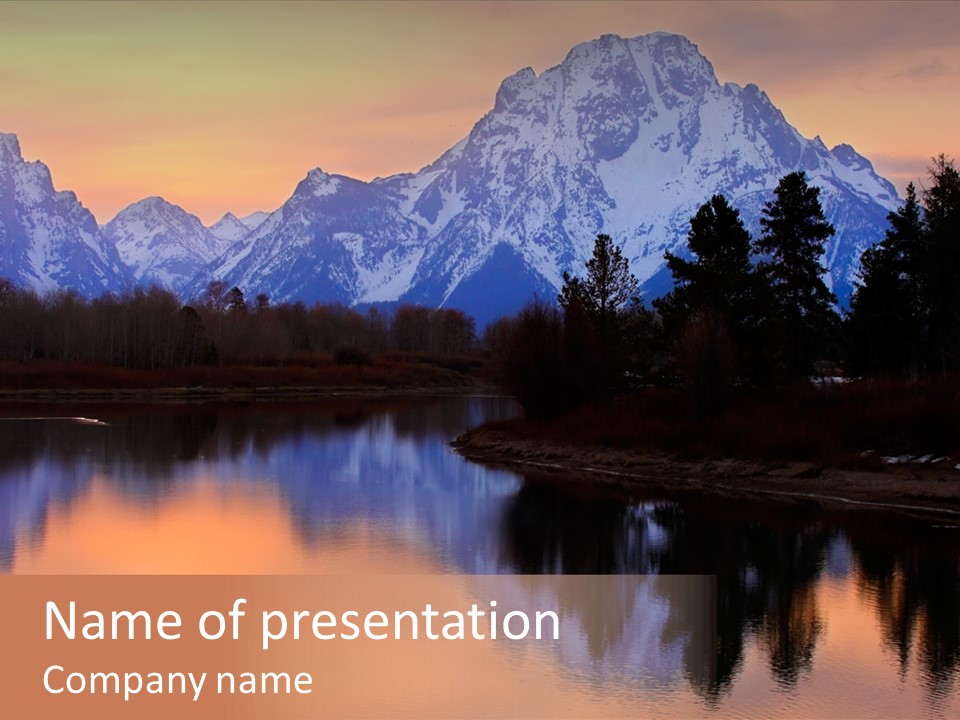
(474, 378, 960, 471)
(0, 355, 483, 394)
(479, 159, 960, 476)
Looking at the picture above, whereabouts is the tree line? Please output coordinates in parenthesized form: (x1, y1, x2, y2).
(2, 156, 956, 397)
(847, 155, 960, 378)
(490, 157, 960, 420)
(0, 279, 476, 370)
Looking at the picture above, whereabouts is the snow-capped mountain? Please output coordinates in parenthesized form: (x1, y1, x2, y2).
(0, 133, 130, 295)
(240, 210, 271, 231)
(103, 196, 234, 293)
(199, 32, 897, 325)
(387, 32, 897, 318)
(1, 33, 900, 324)
(208, 211, 252, 242)
(185, 170, 428, 303)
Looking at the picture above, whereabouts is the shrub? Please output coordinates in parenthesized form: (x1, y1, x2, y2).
(333, 345, 372, 366)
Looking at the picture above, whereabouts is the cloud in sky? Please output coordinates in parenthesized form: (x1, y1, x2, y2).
(894, 58, 956, 80)
(1, 0, 957, 222)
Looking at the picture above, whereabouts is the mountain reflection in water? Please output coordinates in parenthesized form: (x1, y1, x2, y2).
(1, 397, 958, 717)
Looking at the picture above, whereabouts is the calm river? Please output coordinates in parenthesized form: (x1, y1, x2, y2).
(1, 396, 958, 718)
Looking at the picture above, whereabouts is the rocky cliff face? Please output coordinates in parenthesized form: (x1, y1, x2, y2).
(0, 133, 130, 295)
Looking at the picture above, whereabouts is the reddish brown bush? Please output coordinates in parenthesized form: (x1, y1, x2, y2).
(481, 377, 960, 470)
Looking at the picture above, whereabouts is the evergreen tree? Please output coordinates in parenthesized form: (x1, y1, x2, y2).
(654, 194, 770, 381)
(559, 233, 639, 346)
(558, 233, 640, 400)
(917, 155, 960, 376)
(754, 172, 838, 379)
(846, 184, 923, 376)
(227, 286, 247, 314)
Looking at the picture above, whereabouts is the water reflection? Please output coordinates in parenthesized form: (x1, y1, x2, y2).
(1, 398, 959, 716)
(499, 472, 960, 707)
(0, 398, 522, 573)
(848, 519, 960, 703)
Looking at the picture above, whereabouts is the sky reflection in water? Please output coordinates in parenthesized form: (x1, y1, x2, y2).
(0, 397, 957, 718)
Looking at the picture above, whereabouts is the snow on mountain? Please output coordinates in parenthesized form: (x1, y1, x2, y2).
(382, 33, 898, 322)
(185, 169, 428, 304)
(0, 133, 131, 295)
(208, 211, 252, 242)
(240, 210, 271, 231)
(103, 196, 233, 293)
(201, 32, 897, 325)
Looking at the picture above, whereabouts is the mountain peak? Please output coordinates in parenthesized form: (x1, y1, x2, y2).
(0, 132, 23, 162)
(563, 31, 717, 84)
(297, 168, 344, 198)
(208, 211, 252, 243)
(107, 196, 210, 229)
(240, 210, 271, 230)
(0, 132, 130, 294)
(116, 195, 183, 218)
(103, 196, 231, 292)
(564, 32, 629, 63)
(134, 195, 173, 208)
(494, 66, 538, 111)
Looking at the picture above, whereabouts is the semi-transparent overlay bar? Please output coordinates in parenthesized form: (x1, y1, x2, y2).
(1, 575, 716, 719)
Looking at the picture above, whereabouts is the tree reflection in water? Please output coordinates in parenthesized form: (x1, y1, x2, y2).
(847, 518, 960, 703)
(498, 472, 959, 701)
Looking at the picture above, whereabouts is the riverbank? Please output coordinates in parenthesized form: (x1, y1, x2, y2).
(0, 385, 496, 404)
(452, 423, 960, 518)
(0, 356, 492, 402)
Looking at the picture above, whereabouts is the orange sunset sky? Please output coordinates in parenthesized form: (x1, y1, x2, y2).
(2, 0, 958, 224)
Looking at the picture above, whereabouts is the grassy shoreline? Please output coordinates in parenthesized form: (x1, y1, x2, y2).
(0, 385, 494, 404)
(451, 380, 960, 518)
(0, 356, 492, 402)
(451, 423, 960, 518)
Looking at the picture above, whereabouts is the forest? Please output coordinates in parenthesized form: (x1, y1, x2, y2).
(0, 279, 478, 390)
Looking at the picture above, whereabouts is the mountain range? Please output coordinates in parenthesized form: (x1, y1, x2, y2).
(0, 32, 900, 326)
(0, 134, 131, 295)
